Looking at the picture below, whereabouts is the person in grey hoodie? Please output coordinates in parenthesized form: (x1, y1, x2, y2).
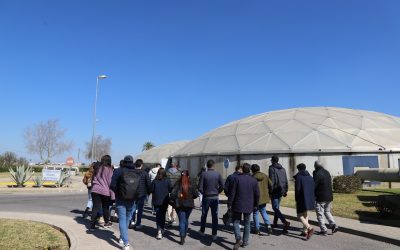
(89, 155, 115, 231)
(166, 162, 181, 224)
(268, 155, 290, 233)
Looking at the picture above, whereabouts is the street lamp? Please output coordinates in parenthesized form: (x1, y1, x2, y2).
(91, 74, 107, 162)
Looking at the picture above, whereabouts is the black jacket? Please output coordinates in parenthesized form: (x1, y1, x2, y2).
(228, 173, 260, 214)
(170, 182, 199, 209)
(268, 163, 288, 196)
(294, 170, 315, 213)
(224, 171, 240, 196)
(151, 178, 172, 206)
(133, 167, 152, 198)
(313, 166, 333, 202)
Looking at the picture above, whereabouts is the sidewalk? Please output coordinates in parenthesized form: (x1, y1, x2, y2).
(0, 211, 120, 250)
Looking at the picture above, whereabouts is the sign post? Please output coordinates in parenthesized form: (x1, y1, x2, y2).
(66, 157, 74, 190)
(223, 158, 230, 179)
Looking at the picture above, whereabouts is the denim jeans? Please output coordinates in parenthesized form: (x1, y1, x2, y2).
(200, 198, 219, 235)
(116, 200, 135, 245)
(316, 202, 336, 232)
(271, 195, 286, 224)
(253, 204, 271, 230)
(132, 196, 146, 226)
(177, 208, 193, 237)
(233, 212, 251, 244)
(154, 203, 168, 230)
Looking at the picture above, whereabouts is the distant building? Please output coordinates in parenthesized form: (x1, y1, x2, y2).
(172, 107, 400, 180)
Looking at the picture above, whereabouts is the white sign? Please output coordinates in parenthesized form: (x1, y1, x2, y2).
(42, 169, 61, 182)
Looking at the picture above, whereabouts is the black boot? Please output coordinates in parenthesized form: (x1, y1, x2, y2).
(180, 236, 185, 245)
(83, 207, 90, 218)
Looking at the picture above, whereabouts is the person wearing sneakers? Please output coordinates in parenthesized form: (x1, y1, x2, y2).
(166, 162, 181, 225)
(149, 163, 162, 215)
(251, 164, 273, 235)
(228, 163, 259, 250)
(294, 163, 315, 240)
(130, 159, 151, 230)
(198, 159, 224, 240)
(89, 155, 114, 231)
(313, 161, 339, 235)
(111, 155, 141, 250)
(268, 155, 290, 233)
(150, 168, 172, 240)
(170, 170, 199, 245)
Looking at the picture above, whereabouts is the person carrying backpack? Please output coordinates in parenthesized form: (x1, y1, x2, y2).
(111, 155, 142, 250)
(166, 162, 181, 225)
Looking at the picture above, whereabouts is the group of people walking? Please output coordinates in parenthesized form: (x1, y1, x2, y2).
(82, 154, 339, 250)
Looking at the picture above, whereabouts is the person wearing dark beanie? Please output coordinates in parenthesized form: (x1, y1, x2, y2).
(294, 163, 315, 240)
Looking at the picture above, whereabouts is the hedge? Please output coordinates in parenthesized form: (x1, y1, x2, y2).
(332, 175, 362, 193)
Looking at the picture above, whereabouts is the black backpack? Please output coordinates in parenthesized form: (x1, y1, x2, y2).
(118, 168, 141, 201)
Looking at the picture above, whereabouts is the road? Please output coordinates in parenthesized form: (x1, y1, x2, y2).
(0, 192, 397, 250)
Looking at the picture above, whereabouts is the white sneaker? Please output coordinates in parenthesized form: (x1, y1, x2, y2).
(212, 235, 218, 241)
(172, 221, 177, 225)
(123, 243, 130, 250)
(156, 230, 162, 240)
(118, 238, 124, 245)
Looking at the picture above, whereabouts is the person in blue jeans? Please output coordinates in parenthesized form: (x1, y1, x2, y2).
(198, 159, 224, 240)
(228, 163, 259, 250)
(268, 156, 290, 233)
(129, 159, 151, 230)
(110, 155, 138, 250)
(171, 170, 198, 245)
(251, 164, 272, 235)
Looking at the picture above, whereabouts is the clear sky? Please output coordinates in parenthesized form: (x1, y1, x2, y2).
(1, 0, 399, 163)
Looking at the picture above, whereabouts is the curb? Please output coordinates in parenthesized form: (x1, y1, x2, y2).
(270, 211, 400, 247)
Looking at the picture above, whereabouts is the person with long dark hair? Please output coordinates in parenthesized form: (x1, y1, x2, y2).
(89, 155, 114, 231)
(150, 168, 172, 240)
(170, 170, 199, 245)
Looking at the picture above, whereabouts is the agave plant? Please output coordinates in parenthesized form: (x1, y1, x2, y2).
(8, 165, 33, 187)
(33, 175, 44, 187)
(56, 171, 70, 187)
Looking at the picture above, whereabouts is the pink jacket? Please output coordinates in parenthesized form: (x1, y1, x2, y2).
(91, 166, 115, 200)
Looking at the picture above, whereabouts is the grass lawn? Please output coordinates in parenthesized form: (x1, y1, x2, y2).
(0, 219, 69, 250)
(280, 188, 400, 227)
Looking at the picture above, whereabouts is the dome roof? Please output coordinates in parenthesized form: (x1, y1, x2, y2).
(173, 107, 400, 157)
(135, 140, 189, 163)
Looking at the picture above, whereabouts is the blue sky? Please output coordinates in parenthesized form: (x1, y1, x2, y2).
(1, 0, 399, 163)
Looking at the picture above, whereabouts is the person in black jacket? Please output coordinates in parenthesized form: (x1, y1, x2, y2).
(130, 159, 151, 230)
(198, 159, 224, 240)
(224, 165, 243, 197)
(313, 161, 339, 235)
(268, 155, 290, 233)
(228, 163, 259, 250)
(151, 168, 172, 240)
(294, 163, 315, 240)
(170, 170, 199, 245)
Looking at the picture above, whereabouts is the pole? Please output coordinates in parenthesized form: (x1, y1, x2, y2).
(91, 77, 99, 162)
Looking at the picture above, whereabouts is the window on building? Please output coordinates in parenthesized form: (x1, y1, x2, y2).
(342, 156, 379, 176)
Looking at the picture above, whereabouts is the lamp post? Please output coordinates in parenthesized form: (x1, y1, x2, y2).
(91, 74, 107, 162)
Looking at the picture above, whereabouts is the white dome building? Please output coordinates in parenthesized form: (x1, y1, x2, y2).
(134, 140, 189, 168)
(172, 107, 400, 179)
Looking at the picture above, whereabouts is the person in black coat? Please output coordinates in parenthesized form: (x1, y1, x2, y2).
(313, 161, 339, 235)
(228, 163, 259, 250)
(294, 163, 315, 240)
(150, 168, 172, 240)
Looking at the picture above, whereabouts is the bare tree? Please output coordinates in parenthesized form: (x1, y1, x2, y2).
(24, 119, 73, 163)
(85, 135, 112, 161)
(142, 141, 155, 151)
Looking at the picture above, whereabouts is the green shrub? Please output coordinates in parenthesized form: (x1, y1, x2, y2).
(56, 171, 70, 187)
(333, 175, 362, 193)
(8, 165, 34, 187)
(33, 175, 44, 187)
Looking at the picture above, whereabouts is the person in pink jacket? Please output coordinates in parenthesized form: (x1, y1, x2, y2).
(89, 155, 115, 231)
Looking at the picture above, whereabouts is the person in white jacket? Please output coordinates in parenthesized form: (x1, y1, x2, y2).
(149, 163, 162, 214)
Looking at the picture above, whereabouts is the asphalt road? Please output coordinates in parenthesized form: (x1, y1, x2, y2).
(0, 192, 397, 250)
